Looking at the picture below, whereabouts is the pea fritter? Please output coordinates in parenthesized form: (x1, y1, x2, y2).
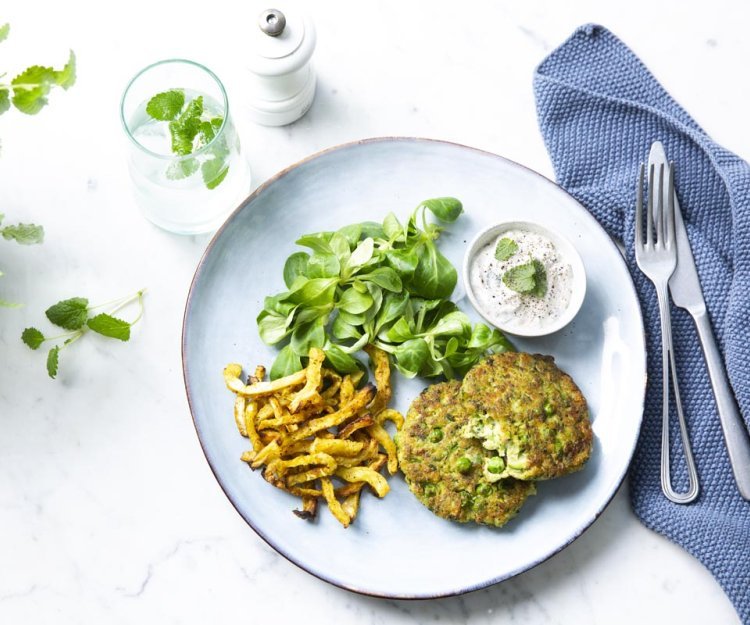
(396, 381, 536, 527)
(460, 352, 592, 481)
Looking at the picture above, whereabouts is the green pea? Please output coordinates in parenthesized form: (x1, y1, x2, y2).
(544, 401, 555, 416)
(476, 483, 492, 497)
(456, 457, 472, 473)
(424, 483, 437, 497)
(428, 427, 444, 443)
(486, 456, 505, 474)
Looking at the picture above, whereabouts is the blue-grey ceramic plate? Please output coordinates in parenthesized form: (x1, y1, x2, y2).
(182, 138, 646, 598)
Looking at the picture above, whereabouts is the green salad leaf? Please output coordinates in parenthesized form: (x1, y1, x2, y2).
(257, 198, 513, 379)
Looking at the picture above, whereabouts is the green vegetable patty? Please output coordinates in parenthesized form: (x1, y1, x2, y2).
(396, 381, 536, 526)
(461, 352, 592, 481)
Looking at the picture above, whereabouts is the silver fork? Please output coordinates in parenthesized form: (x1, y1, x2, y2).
(635, 163, 699, 504)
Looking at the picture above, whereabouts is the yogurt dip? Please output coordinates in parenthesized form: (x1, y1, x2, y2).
(468, 228, 573, 332)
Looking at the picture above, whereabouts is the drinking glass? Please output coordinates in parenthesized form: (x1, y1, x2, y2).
(121, 59, 251, 234)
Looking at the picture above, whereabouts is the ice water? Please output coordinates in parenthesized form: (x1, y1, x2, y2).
(127, 89, 251, 234)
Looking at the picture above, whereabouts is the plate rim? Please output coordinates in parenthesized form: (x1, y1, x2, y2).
(181, 136, 647, 599)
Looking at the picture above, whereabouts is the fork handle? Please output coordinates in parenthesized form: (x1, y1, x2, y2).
(657, 284, 700, 503)
(693, 310, 750, 501)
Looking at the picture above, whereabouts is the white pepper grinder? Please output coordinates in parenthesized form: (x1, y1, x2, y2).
(246, 7, 317, 126)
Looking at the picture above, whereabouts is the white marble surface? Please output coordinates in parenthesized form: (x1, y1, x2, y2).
(0, 1, 746, 623)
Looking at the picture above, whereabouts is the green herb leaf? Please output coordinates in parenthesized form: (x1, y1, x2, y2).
(165, 157, 199, 180)
(406, 241, 457, 299)
(45, 297, 88, 330)
(11, 65, 56, 114)
(201, 157, 229, 190)
(306, 252, 340, 279)
(257, 310, 291, 345)
(494, 237, 518, 262)
(360, 267, 402, 292)
(283, 252, 310, 288)
(530, 259, 547, 297)
(393, 338, 431, 378)
(290, 319, 326, 356)
(383, 212, 403, 240)
(21, 327, 45, 350)
(295, 234, 334, 255)
(338, 287, 374, 315)
(346, 237, 374, 270)
(332, 315, 362, 340)
(421, 197, 463, 223)
(0, 23, 9, 43)
(337, 223, 362, 249)
(55, 51, 76, 89)
(1, 222, 44, 245)
(146, 89, 185, 121)
(11, 51, 76, 115)
(324, 344, 363, 374)
(502, 259, 547, 297)
(46, 346, 60, 379)
(168, 96, 203, 156)
(270, 344, 302, 380)
(0, 87, 9, 115)
(87, 313, 131, 341)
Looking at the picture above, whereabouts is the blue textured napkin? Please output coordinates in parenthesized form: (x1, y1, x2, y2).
(534, 24, 750, 623)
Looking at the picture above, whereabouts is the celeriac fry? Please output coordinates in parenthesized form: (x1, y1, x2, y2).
(285, 384, 376, 443)
(341, 491, 360, 520)
(293, 496, 319, 520)
(321, 477, 351, 528)
(335, 466, 390, 498)
(234, 395, 247, 437)
(223, 364, 245, 393)
(367, 423, 398, 474)
(225, 347, 403, 527)
(339, 375, 355, 405)
(244, 402, 263, 451)
(237, 369, 307, 397)
(337, 414, 375, 440)
(364, 345, 392, 415)
(375, 408, 405, 431)
(284, 438, 364, 458)
(248, 365, 266, 384)
(289, 347, 325, 413)
(275, 452, 336, 475)
(286, 465, 337, 486)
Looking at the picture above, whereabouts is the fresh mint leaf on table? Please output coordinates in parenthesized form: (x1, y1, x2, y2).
(494, 237, 518, 261)
(258, 197, 515, 380)
(22, 290, 146, 379)
(503, 259, 547, 297)
(145, 90, 229, 190)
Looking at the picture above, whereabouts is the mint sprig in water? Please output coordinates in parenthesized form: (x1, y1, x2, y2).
(144, 89, 229, 190)
(22, 289, 146, 379)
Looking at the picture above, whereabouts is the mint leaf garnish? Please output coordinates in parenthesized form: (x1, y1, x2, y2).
(46, 346, 60, 378)
(168, 95, 203, 156)
(146, 89, 184, 121)
(0, 88, 9, 115)
(45, 297, 89, 330)
(166, 157, 199, 180)
(494, 238, 518, 262)
(502, 259, 547, 297)
(201, 158, 229, 190)
(24, 290, 145, 380)
(1, 222, 44, 245)
(87, 313, 131, 341)
(54, 51, 76, 89)
(22, 327, 45, 350)
(530, 259, 547, 298)
(10, 52, 75, 115)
